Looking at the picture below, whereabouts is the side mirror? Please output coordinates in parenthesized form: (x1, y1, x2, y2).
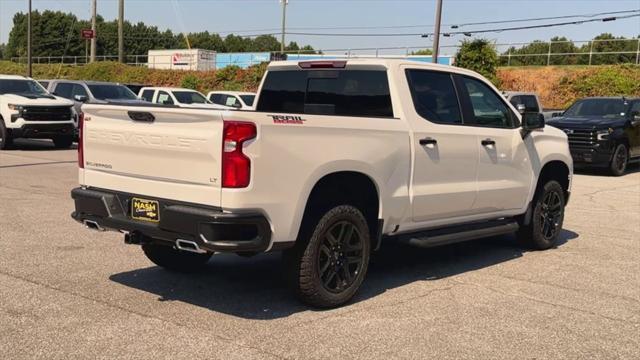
(516, 104, 526, 114)
(74, 95, 88, 102)
(522, 112, 545, 132)
(231, 102, 242, 109)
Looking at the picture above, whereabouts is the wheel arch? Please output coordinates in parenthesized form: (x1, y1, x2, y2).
(536, 160, 571, 201)
(296, 170, 383, 250)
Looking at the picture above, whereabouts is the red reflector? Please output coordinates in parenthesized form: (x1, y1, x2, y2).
(78, 112, 84, 168)
(222, 121, 256, 188)
(298, 60, 347, 69)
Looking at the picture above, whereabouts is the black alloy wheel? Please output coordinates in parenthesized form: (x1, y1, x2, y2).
(318, 221, 366, 293)
(538, 189, 563, 242)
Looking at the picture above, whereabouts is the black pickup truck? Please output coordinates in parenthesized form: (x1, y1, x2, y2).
(547, 97, 640, 176)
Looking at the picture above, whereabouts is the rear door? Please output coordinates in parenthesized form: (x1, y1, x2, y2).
(403, 68, 479, 222)
(81, 105, 224, 206)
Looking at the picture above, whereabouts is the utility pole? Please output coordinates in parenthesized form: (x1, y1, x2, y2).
(118, 0, 124, 63)
(27, 0, 32, 77)
(432, 0, 443, 63)
(90, 0, 97, 63)
(280, 0, 288, 54)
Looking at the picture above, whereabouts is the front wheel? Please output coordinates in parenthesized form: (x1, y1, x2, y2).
(0, 121, 13, 150)
(517, 180, 566, 250)
(142, 242, 213, 272)
(609, 143, 628, 176)
(284, 205, 371, 308)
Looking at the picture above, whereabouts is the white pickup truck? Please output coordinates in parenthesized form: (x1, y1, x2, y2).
(71, 59, 573, 307)
(1, 75, 76, 149)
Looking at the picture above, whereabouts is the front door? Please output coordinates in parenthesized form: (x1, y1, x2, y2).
(455, 75, 533, 213)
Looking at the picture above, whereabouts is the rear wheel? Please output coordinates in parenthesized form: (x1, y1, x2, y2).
(517, 180, 565, 250)
(609, 143, 628, 176)
(142, 242, 212, 272)
(53, 135, 74, 149)
(0, 120, 13, 150)
(284, 205, 371, 308)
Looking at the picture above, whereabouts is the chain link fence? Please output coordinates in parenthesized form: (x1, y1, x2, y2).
(9, 38, 640, 68)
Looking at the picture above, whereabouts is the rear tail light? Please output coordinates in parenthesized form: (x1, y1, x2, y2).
(222, 121, 256, 188)
(78, 112, 84, 168)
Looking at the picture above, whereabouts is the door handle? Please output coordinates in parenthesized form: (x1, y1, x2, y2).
(419, 137, 438, 146)
(481, 139, 496, 146)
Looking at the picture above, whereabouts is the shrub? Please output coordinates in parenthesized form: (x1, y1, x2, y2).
(181, 74, 200, 90)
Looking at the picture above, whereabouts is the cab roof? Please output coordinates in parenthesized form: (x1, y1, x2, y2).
(268, 58, 477, 76)
(0, 74, 32, 80)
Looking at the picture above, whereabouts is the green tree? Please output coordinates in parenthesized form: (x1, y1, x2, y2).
(583, 33, 637, 65)
(455, 39, 499, 84)
(4, 10, 315, 61)
(0, 44, 5, 59)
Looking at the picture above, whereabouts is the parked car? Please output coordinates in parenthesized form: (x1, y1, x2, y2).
(207, 91, 256, 110)
(547, 97, 640, 176)
(71, 59, 573, 307)
(0, 75, 75, 149)
(48, 80, 147, 141)
(139, 87, 231, 109)
(503, 91, 560, 120)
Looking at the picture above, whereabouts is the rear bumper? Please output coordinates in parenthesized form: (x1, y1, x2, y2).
(70, 187, 272, 253)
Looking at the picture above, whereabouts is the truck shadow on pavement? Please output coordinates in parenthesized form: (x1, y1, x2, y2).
(109, 229, 578, 320)
(6, 138, 77, 151)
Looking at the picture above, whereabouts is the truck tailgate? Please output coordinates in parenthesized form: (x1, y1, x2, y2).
(80, 105, 223, 207)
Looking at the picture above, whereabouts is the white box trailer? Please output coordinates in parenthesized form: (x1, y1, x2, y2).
(147, 49, 216, 71)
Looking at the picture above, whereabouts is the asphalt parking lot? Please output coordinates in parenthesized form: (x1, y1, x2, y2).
(1, 139, 639, 359)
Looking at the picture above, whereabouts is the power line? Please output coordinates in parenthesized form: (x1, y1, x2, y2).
(270, 13, 640, 37)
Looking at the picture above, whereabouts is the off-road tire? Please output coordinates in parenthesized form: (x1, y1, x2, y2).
(284, 205, 371, 308)
(53, 135, 74, 149)
(142, 242, 212, 272)
(517, 180, 565, 250)
(609, 143, 628, 176)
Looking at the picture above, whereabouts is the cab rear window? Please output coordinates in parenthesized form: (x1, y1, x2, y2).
(257, 70, 393, 118)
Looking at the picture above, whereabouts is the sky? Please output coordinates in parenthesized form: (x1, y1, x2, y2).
(1, 0, 639, 55)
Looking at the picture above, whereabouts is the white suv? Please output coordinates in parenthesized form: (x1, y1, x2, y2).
(1, 75, 75, 149)
(71, 59, 572, 307)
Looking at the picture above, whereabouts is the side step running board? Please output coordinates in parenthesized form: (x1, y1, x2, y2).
(396, 219, 519, 248)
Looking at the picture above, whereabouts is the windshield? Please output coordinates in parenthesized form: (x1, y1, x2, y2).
(563, 99, 627, 118)
(87, 84, 138, 101)
(240, 95, 255, 106)
(0, 79, 48, 96)
(173, 91, 209, 104)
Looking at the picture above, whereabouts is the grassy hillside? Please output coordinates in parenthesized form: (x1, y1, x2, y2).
(498, 65, 640, 109)
(2, 61, 638, 109)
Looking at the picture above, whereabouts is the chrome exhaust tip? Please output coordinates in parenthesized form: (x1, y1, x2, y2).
(175, 239, 207, 254)
(83, 219, 106, 232)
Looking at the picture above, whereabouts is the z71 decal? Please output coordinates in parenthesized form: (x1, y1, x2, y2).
(270, 115, 306, 124)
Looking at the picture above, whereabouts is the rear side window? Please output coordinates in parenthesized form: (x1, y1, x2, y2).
(257, 70, 393, 118)
(140, 89, 154, 102)
(406, 69, 462, 125)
